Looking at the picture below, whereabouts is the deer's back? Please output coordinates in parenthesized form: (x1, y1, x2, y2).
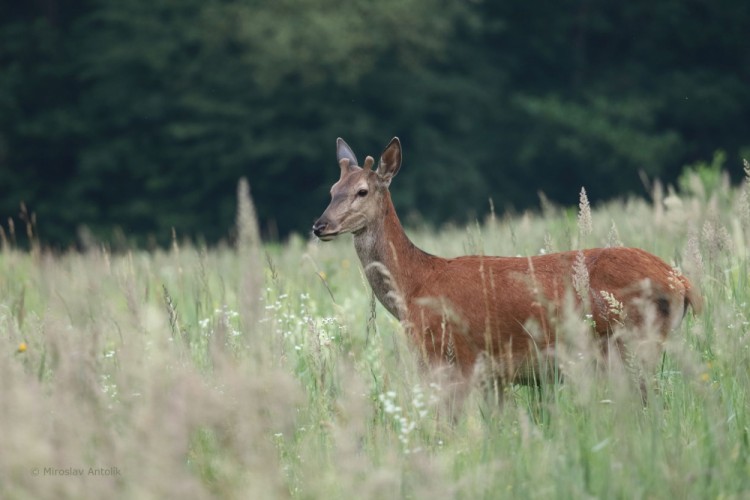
(406, 247, 696, 374)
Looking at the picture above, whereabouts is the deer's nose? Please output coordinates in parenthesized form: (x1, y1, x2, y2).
(312, 219, 328, 237)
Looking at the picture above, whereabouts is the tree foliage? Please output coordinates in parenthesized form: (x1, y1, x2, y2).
(1, 0, 748, 247)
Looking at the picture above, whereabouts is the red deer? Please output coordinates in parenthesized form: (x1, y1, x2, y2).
(313, 137, 701, 403)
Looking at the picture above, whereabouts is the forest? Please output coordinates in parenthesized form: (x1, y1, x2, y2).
(1, 0, 749, 247)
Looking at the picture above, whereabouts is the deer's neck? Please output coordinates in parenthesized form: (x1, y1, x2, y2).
(353, 192, 434, 320)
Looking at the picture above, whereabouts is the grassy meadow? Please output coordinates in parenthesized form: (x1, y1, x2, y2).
(1, 168, 750, 499)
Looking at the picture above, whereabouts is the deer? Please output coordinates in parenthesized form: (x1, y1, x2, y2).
(312, 137, 702, 407)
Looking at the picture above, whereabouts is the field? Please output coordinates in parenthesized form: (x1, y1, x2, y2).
(1, 169, 749, 499)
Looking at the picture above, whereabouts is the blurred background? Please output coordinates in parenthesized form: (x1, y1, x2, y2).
(1, 0, 748, 248)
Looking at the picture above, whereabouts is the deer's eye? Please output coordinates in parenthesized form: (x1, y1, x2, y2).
(357, 189, 368, 197)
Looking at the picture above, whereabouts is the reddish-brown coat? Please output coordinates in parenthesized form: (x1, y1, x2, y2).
(404, 246, 700, 379)
(313, 137, 701, 386)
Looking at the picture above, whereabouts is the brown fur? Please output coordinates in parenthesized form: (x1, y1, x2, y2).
(313, 137, 701, 389)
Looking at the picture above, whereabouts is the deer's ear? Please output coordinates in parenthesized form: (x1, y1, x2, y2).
(377, 137, 401, 186)
(336, 138, 359, 167)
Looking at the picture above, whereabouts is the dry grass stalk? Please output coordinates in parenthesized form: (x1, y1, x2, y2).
(739, 159, 750, 230)
(572, 250, 590, 302)
(577, 187, 593, 241)
(606, 221, 623, 248)
(236, 178, 263, 345)
(684, 228, 705, 284)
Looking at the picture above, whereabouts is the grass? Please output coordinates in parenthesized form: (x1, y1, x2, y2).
(1, 168, 749, 499)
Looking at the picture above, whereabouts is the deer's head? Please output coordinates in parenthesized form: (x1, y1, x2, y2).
(312, 137, 401, 240)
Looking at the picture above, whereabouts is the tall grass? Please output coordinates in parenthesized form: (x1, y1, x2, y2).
(1, 167, 749, 499)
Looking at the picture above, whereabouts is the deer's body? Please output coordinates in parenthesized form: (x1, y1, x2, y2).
(314, 137, 701, 387)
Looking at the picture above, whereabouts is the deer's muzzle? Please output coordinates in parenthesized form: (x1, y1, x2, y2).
(312, 217, 339, 241)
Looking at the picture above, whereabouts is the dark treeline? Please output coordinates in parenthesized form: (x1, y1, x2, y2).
(1, 0, 748, 247)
